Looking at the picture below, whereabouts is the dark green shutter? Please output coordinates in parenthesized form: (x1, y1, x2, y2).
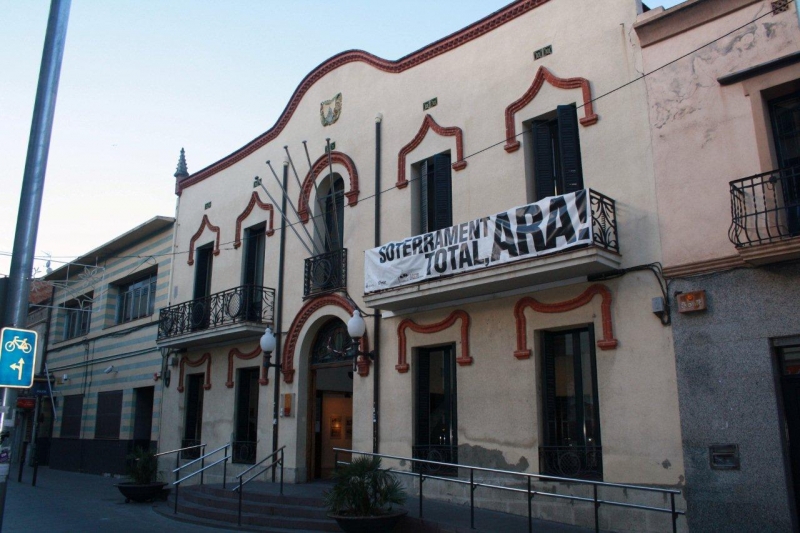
(557, 104, 584, 193)
(533, 120, 556, 200)
(420, 159, 429, 234)
(432, 153, 452, 231)
(416, 353, 431, 447)
(542, 332, 557, 446)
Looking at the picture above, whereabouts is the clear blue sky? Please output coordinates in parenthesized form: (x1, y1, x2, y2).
(0, 0, 685, 276)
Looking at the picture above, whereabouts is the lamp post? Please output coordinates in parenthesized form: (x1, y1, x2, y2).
(346, 310, 376, 369)
(260, 326, 280, 482)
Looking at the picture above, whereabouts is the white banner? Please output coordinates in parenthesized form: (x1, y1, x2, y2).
(364, 189, 591, 293)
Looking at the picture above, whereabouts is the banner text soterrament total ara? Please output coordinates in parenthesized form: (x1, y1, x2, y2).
(364, 189, 592, 293)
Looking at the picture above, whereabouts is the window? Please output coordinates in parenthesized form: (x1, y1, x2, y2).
(95, 390, 123, 439)
(192, 244, 214, 330)
(183, 373, 205, 459)
(61, 394, 84, 438)
(242, 224, 266, 287)
(117, 273, 156, 324)
(414, 345, 458, 475)
(62, 294, 92, 340)
(530, 104, 584, 201)
(233, 367, 259, 464)
(539, 327, 602, 480)
(769, 91, 800, 234)
(417, 153, 452, 234)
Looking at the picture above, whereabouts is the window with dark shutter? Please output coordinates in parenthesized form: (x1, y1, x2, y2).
(95, 390, 123, 439)
(414, 345, 458, 475)
(417, 152, 453, 234)
(61, 394, 84, 438)
(531, 104, 584, 201)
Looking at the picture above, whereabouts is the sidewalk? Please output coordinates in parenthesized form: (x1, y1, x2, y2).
(4, 466, 220, 533)
(4, 466, 596, 532)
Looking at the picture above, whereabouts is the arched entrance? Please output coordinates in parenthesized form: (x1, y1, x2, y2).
(307, 317, 353, 479)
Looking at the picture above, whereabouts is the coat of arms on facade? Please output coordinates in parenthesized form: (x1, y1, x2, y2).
(320, 93, 342, 126)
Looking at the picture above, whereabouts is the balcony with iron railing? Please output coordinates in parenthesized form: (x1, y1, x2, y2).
(156, 284, 275, 349)
(304, 248, 347, 298)
(363, 189, 621, 313)
(729, 166, 800, 264)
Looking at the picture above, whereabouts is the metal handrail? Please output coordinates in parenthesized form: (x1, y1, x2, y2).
(171, 442, 230, 515)
(232, 446, 285, 527)
(334, 448, 685, 533)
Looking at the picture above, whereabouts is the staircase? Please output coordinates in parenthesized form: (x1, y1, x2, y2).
(161, 482, 341, 532)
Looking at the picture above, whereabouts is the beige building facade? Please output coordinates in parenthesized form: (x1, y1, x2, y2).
(158, 0, 686, 529)
(636, 0, 800, 531)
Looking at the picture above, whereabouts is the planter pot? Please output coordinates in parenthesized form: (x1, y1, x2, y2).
(116, 482, 169, 503)
(328, 509, 408, 533)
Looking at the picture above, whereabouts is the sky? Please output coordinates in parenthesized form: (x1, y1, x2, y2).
(0, 0, 685, 278)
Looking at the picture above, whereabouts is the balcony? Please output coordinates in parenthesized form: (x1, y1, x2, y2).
(156, 285, 275, 349)
(729, 166, 800, 264)
(363, 189, 621, 314)
(304, 248, 347, 298)
(539, 445, 603, 481)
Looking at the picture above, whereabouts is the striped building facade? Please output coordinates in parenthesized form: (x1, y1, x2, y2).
(43, 216, 174, 475)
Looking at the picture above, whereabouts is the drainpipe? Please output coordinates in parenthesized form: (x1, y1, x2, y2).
(271, 160, 289, 481)
(373, 113, 383, 454)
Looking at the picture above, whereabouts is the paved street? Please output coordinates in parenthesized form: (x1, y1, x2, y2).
(4, 466, 219, 533)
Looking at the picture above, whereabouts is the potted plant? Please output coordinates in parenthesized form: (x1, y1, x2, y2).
(116, 447, 168, 503)
(325, 456, 407, 533)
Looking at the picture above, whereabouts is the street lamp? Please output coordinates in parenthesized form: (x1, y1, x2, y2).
(346, 310, 376, 368)
(260, 326, 281, 482)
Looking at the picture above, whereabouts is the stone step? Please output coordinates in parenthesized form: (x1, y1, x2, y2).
(195, 483, 327, 507)
(178, 486, 330, 519)
(169, 490, 340, 531)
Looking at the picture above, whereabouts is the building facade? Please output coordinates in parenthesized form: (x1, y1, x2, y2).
(636, 0, 800, 531)
(158, 0, 686, 530)
(44, 216, 174, 475)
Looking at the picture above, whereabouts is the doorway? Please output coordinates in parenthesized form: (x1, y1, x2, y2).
(779, 345, 800, 520)
(132, 386, 154, 450)
(307, 318, 353, 480)
(769, 91, 800, 234)
(540, 327, 602, 479)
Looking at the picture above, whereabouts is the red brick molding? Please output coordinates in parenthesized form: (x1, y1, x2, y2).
(175, 0, 551, 195)
(177, 352, 213, 393)
(504, 66, 599, 153)
(396, 310, 472, 373)
(187, 214, 221, 265)
(396, 115, 467, 189)
(513, 284, 618, 360)
(233, 192, 275, 248)
(298, 151, 359, 224)
(226, 344, 269, 388)
(283, 294, 371, 383)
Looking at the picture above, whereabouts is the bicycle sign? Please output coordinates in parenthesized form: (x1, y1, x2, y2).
(0, 327, 37, 388)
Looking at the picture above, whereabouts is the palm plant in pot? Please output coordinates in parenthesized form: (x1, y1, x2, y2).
(325, 456, 407, 533)
(116, 447, 168, 503)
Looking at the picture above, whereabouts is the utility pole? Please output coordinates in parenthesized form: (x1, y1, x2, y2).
(0, 0, 71, 529)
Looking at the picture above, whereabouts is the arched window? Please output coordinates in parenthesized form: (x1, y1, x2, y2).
(310, 318, 352, 366)
(314, 174, 345, 252)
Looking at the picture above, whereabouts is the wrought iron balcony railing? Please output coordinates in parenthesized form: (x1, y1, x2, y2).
(412, 445, 458, 476)
(304, 248, 347, 298)
(232, 440, 257, 464)
(589, 189, 619, 253)
(539, 445, 603, 480)
(157, 285, 275, 340)
(730, 166, 800, 247)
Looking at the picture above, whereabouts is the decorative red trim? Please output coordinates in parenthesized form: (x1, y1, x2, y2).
(396, 115, 467, 189)
(282, 294, 370, 383)
(233, 192, 275, 249)
(503, 66, 599, 153)
(177, 353, 213, 393)
(187, 214, 221, 265)
(513, 284, 618, 360)
(396, 310, 471, 373)
(175, 0, 551, 195)
(226, 344, 269, 387)
(298, 152, 359, 224)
